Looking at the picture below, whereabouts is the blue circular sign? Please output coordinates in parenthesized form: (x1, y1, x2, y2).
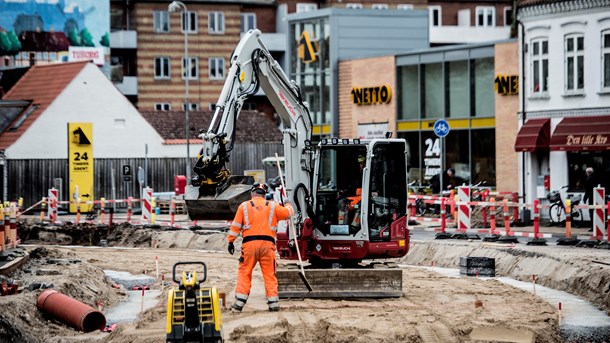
(433, 119, 450, 138)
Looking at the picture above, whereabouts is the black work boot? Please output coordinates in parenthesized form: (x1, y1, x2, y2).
(268, 300, 280, 312)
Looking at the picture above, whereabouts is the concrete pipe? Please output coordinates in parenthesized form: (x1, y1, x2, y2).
(36, 290, 106, 332)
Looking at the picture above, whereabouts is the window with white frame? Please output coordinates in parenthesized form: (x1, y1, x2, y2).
(372, 4, 389, 10)
(428, 6, 441, 27)
(503, 6, 513, 27)
(241, 13, 256, 33)
(397, 4, 414, 10)
(296, 3, 317, 12)
(155, 103, 171, 111)
(476, 7, 495, 27)
(153, 11, 169, 33)
(531, 38, 549, 94)
(602, 30, 610, 90)
(183, 103, 200, 111)
(346, 3, 363, 9)
(209, 57, 225, 80)
(564, 34, 584, 92)
(182, 11, 197, 33)
(209, 103, 217, 111)
(182, 57, 198, 80)
(154, 57, 170, 79)
(209, 12, 224, 34)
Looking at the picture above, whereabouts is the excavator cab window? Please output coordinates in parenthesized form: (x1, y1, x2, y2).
(315, 145, 367, 236)
(367, 142, 407, 242)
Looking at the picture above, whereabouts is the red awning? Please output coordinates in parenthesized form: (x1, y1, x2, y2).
(550, 115, 610, 151)
(514, 118, 550, 152)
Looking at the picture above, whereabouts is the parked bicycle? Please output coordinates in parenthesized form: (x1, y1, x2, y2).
(408, 181, 427, 216)
(547, 185, 584, 226)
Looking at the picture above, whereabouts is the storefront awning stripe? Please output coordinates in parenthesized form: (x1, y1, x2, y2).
(514, 118, 550, 152)
(549, 115, 610, 151)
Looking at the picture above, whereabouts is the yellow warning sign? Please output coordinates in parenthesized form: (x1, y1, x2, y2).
(68, 123, 94, 213)
(298, 31, 317, 63)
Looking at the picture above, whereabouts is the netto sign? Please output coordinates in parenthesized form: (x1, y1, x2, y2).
(351, 85, 392, 105)
(494, 74, 518, 95)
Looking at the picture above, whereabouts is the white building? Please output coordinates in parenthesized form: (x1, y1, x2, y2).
(516, 0, 610, 211)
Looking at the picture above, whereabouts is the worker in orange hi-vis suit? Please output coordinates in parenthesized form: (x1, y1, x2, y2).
(227, 182, 294, 312)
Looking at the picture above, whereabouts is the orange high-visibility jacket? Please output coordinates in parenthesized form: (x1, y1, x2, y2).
(228, 197, 294, 243)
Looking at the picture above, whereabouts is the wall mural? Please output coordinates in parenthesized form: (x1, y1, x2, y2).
(0, 0, 109, 64)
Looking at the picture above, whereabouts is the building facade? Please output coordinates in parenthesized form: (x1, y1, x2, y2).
(287, 7, 429, 138)
(516, 0, 610, 206)
(339, 40, 519, 190)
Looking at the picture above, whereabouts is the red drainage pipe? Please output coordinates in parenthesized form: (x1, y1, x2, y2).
(36, 290, 106, 332)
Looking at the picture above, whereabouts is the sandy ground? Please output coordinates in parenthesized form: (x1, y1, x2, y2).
(5, 223, 610, 342)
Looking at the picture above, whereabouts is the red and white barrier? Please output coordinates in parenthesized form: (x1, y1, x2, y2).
(593, 187, 605, 239)
(141, 187, 153, 223)
(48, 188, 58, 223)
(457, 186, 470, 231)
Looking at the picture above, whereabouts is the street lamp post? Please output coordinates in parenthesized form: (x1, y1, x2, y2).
(168, 0, 190, 181)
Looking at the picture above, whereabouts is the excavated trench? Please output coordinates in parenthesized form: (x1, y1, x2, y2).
(11, 223, 610, 342)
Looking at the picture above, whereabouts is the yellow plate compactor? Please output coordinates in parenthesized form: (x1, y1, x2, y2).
(166, 262, 223, 343)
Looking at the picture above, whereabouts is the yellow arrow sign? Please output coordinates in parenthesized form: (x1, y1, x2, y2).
(298, 31, 317, 63)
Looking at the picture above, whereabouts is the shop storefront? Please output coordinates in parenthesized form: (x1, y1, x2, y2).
(395, 43, 510, 188)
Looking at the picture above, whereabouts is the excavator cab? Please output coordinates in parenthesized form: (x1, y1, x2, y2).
(313, 140, 407, 244)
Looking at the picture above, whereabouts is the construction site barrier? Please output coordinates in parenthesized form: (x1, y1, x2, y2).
(594, 187, 605, 239)
(142, 187, 153, 223)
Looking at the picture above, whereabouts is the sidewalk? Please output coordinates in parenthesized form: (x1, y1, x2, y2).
(410, 218, 601, 240)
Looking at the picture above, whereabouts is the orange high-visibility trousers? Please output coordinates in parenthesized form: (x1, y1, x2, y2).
(236, 240, 278, 299)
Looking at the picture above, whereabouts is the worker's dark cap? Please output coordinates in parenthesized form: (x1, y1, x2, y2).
(251, 182, 268, 195)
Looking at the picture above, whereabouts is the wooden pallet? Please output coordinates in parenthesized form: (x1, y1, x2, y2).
(157, 200, 187, 215)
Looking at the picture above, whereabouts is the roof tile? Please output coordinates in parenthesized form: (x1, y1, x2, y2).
(139, 110, 282, 144)
(1, 61, 88, 150)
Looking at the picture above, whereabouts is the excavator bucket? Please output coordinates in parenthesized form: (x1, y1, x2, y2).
(276, 268, 403, 298)
(185, 175, 254, 220)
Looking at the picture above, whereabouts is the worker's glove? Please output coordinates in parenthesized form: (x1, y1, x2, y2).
(228, 242, 235, 255)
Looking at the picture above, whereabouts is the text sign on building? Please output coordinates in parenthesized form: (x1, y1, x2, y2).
(351, 85, 392, 105)
(566, 134, 608, 147)
(68, 123, 94, 213)
(494, 74, 518, 95)
(358, 122, 389, 140)
(68, 47, 105, 65)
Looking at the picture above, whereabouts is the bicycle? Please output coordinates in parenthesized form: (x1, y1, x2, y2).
(547, 185, 584, 226)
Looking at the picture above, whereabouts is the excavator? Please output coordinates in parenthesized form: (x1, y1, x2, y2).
(185, 29, 409, 298)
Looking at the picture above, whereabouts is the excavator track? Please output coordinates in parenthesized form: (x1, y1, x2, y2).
(276, 268, 402, 298)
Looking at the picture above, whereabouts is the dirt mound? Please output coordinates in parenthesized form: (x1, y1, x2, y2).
(0, 247, 123, 343)
(19, 222, 229, 251)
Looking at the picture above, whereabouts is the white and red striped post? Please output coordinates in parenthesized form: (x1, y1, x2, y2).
(457, 186, 471, 232)
(503, 199, 511, 235)
(170, 199, 176, 227)
(481, 190, 489, 228)
(533, 199, 540, 238)
(100, 198, 106, 225)
(75, 197, 81, 225)
(607, 201, 610, 244)
(410, 198, 416, 218)
(489, 197, 496, 234)
(593, 186, 605, 240)
(440, 197, 446, 233)
(127, 197, 133, 223)
(48, 188, 58, 224)
(141, 188, 153, 223)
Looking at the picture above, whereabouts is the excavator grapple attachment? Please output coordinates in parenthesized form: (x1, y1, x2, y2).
(185, 175, 254, 220)
(276, 268, 403, 298)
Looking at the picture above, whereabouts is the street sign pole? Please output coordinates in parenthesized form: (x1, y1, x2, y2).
(433, 119, 451, 196)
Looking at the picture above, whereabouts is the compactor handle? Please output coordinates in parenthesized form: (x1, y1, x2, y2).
(172, 261, 207, 284)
